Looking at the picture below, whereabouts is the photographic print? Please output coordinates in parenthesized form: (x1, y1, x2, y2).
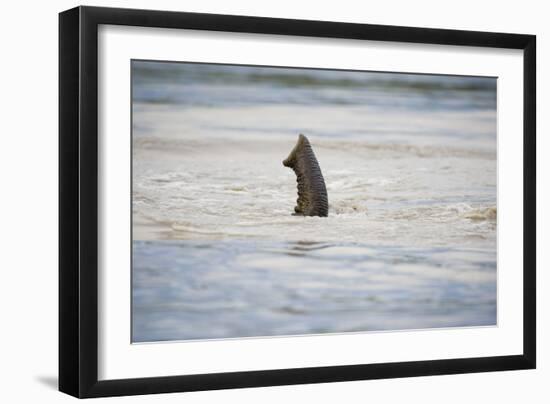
(131, 60, 497, 343)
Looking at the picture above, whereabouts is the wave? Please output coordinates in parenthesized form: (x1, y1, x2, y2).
(132, 61, 496, 110)
(330, 200, 369, 215)
(386, 204, 497, 222)
(170, 223, 252, 238)
(318, 141, 496, 159)
(133, 61, 496, 92)
(463, 206, 497, 221)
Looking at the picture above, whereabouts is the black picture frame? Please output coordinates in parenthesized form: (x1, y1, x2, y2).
(59, 5, 536, 398)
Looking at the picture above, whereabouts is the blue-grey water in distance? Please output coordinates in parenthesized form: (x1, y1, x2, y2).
(133, 62, 496, 111)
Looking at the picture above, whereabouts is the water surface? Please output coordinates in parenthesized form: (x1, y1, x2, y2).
(131, 61, 497, 342)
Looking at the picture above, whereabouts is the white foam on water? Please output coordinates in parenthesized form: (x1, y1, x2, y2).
(132, 107, 496, 250)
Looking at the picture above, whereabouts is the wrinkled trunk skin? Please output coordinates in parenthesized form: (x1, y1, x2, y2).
(283, 134, 329, 217)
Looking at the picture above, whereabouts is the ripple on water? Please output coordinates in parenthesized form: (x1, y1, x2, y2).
(132, 240, 496, 342)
